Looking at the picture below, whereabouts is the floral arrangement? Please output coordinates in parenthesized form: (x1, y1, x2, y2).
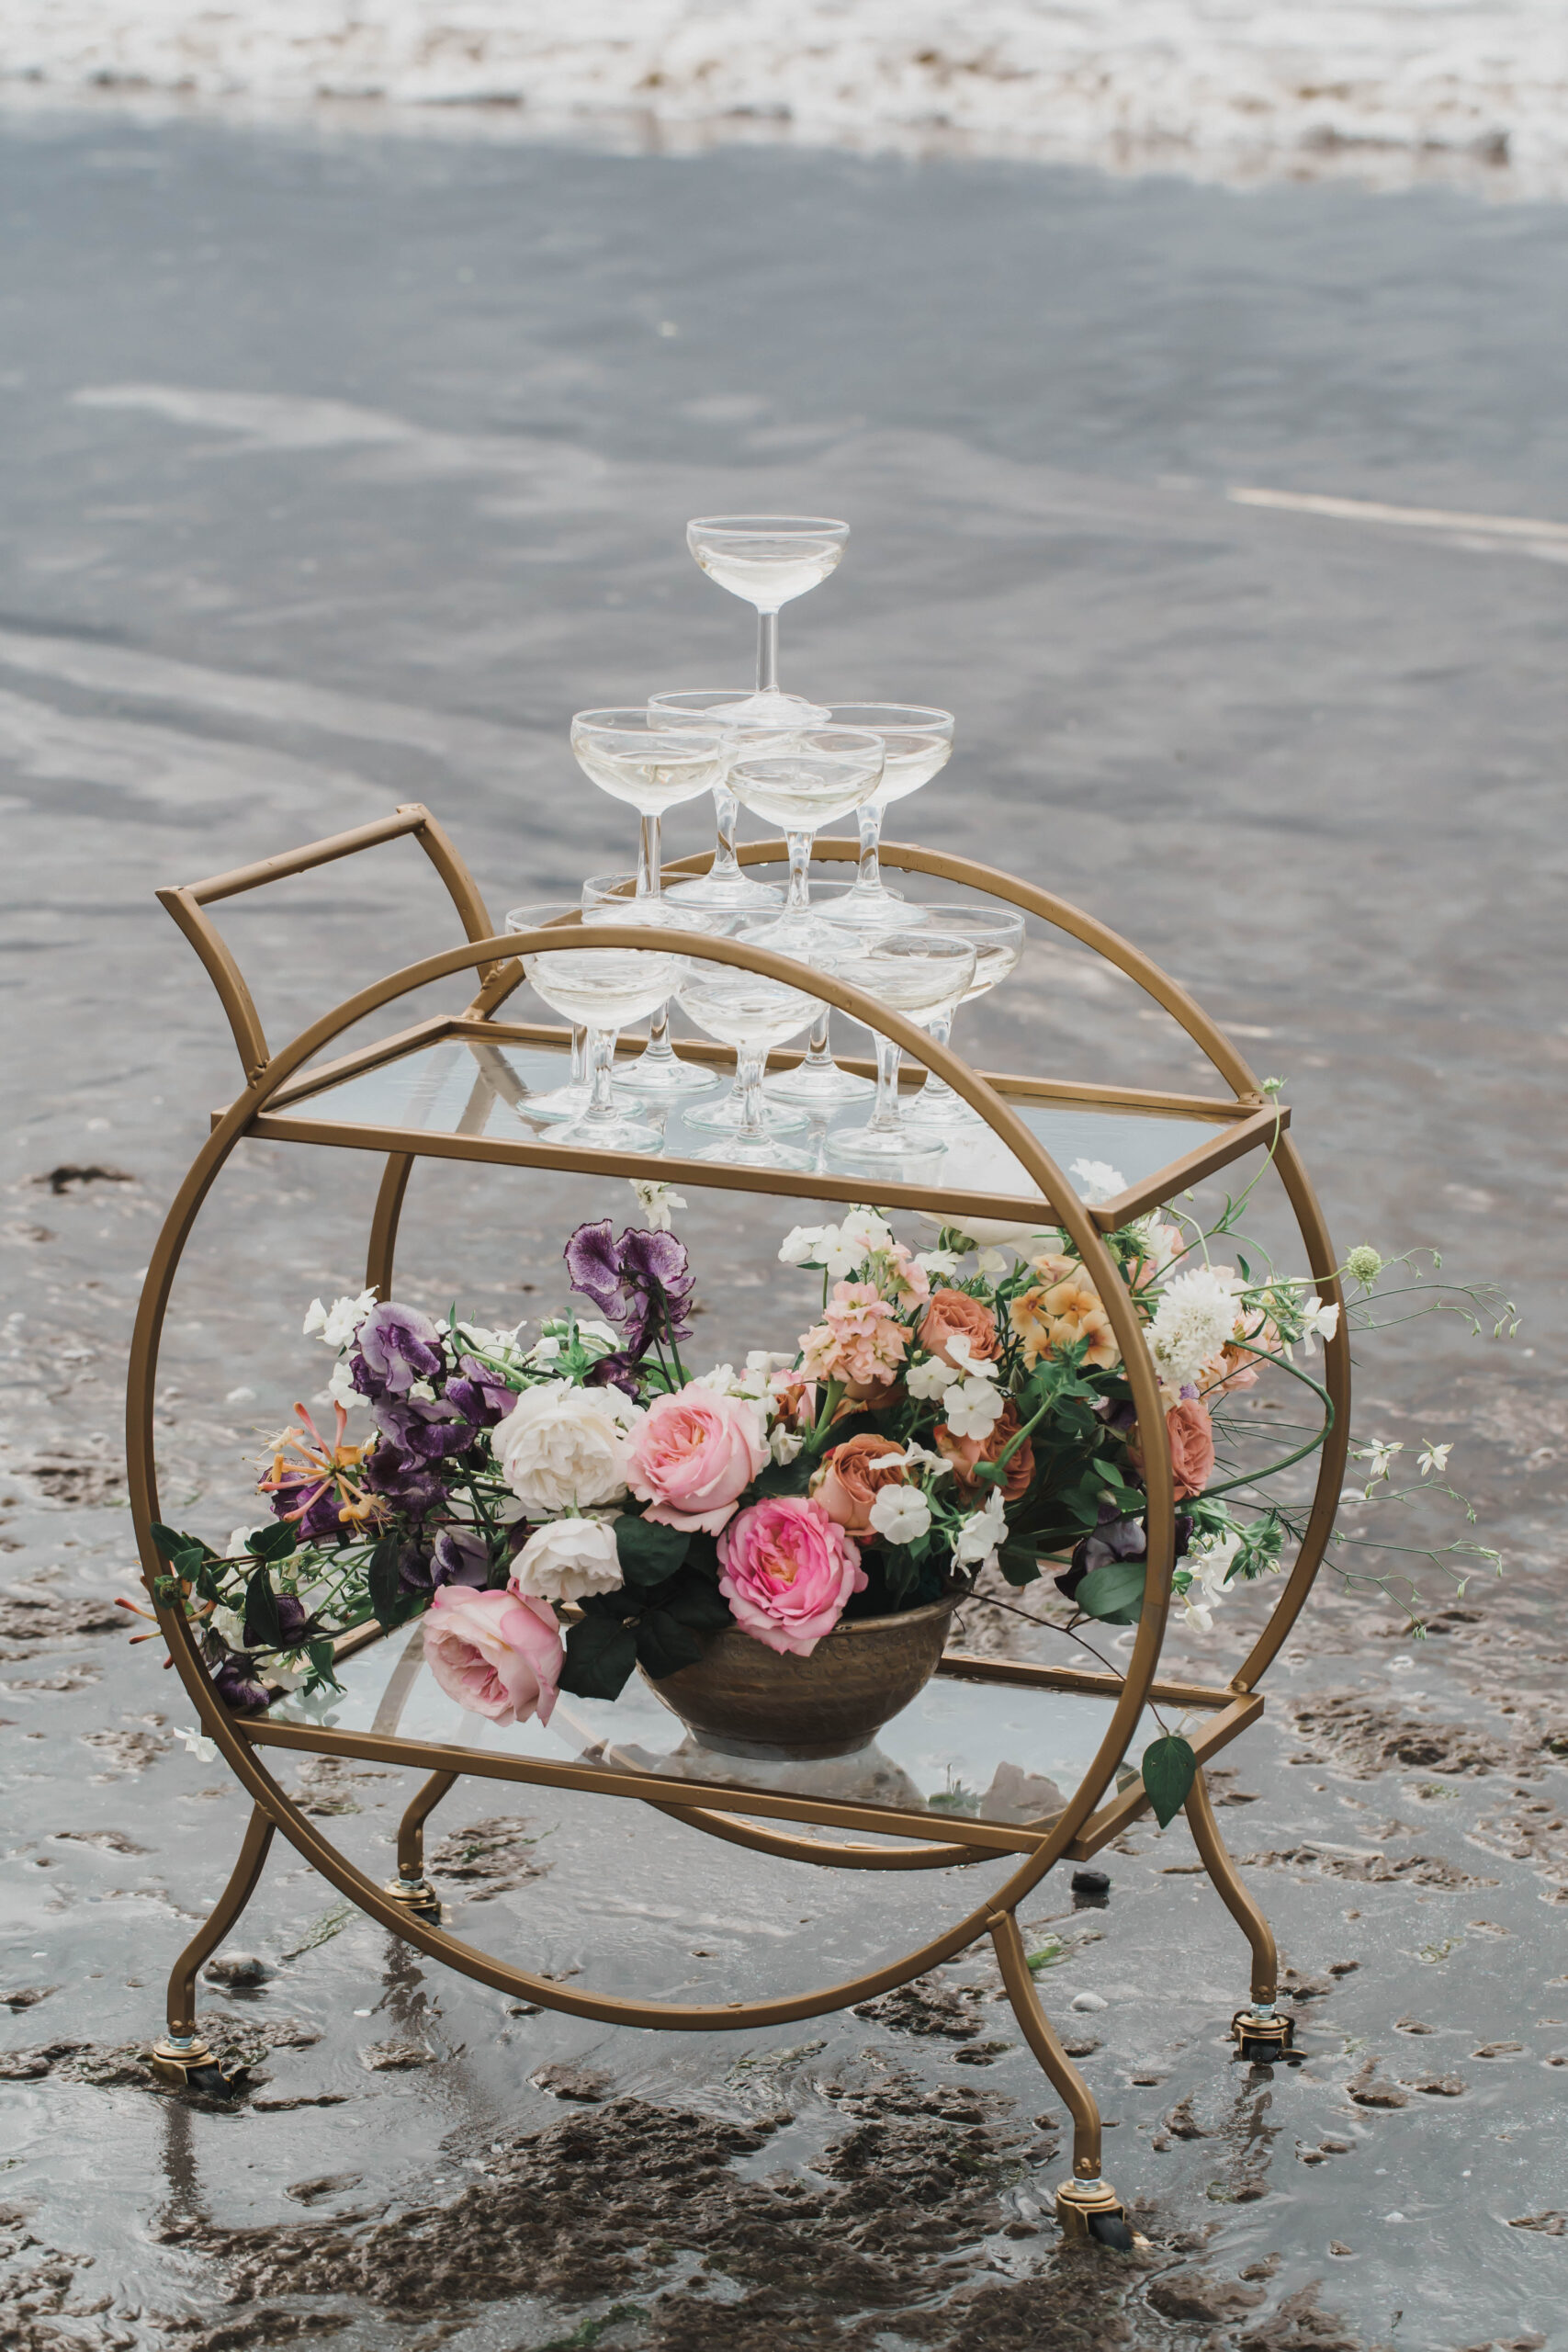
(140, 1171, 1508, 1819)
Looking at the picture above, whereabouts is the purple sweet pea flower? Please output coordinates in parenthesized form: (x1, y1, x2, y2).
(274, 1591, 310, 1644)
(445, 1355, 515, 1428)
(213, 1655, 272, 1713)
(431, 1527, 494, 1589)
(371, 1393, 476, 1463)
(564, 1219, 625, 1317)
(355, 1302, 446, 1398)
(582, 1347, 643, 1399)
(362, 1441, 446, 1523)
(396, 1537, 435, 1593)
(1055, 1503, 1191, 1601)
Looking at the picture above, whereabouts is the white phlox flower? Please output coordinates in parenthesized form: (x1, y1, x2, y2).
(953, 1487, 1008, 1569)
(175, 1724, 218, 1762)
(869, 1485, 933, 1544)
(631, 1179, 686, 1231)
(769, 1423, 806, 1466)
(942, 1378, 1006, 1441)
(1146, 1265, 1247, 1388)
(899, 1440, 953, 1479)
(779, 1223, 833, 1267)
(211, 1605, 247, 1650)
(915, 1249, 963, 1279)
(1070, 1159, 1128, 1205)
(906, 1355, 955, 1401)
(302, 1288, 377, 1348)
(943, 1333, 998, 1382)
(694, 1363, 740, 1395)
(1177, 1528, 1242, 1634)
(821, 1211, 895, 1280)
(1126, 1215, 1183, 1277)
(1418, 1441, 1452, 1477)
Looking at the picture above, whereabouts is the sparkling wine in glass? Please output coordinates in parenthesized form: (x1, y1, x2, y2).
(898, 903, 1027, 1130)
(646, 687, 804, 912)
(570, 709, 727, 903)
(757, 876, 874, 1107)
(727, 729, 884, 951)
(816, 704, 954, 926)
(675, 959, 824, 1172)
(815, 930, 976, 1180)
(504, 902, 592, 1119)
(685, 514, 848, 729)
(513, 903, 689, 1156)
(579, 870, 734, 1100)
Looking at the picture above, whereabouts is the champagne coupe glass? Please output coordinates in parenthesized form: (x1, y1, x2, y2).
(580, 871, 728, 1099)
(674, 958, 825, 1172)
(646, 688, 804, 911)
(684, 514, 848, 729)
(727, 729, 885, 954)
(897, 903, 1027, 1130)
(569, 709, 727, 904)
(817, 704, 954, 926)
(815, 931, 976, 1180)
(509, 901, 689, 1155)
(503, 902, 592, 1120)
(759, 876, 874, 1107)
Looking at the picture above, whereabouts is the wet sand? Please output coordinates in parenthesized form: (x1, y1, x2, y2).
(1, 105, 1565, 2351)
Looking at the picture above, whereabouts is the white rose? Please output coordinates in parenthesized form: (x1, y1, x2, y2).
(511, 1515, 623, 1602)
(492, 1383, 643, 1514)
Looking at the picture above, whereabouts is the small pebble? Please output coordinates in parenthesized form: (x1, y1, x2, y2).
(1071, 1991, 1108, 2013)
(1071, 1868, 1110, 1896)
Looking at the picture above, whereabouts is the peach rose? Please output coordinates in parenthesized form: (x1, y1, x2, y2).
(919, 1287, 1000, 1371)
(810, 1431, 909, 1536)
(1009, 1253, 1120, 1373)
(1165, 1398, 1215, 1498)
(717, 1495, 867, 1657)
(933, 1396, 1035, 1502)
(423, 1585, 562, 1726)
(626, 1385, 769, 1535)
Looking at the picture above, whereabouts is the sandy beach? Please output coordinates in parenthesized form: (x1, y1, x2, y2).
(0, 87, 1564, 2352)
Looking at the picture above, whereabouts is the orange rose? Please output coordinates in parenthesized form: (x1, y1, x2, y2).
(1166, 1398, 1215, 1498)
(919, 1287, 1000, 1371)
(933, 1397, 1035, 1502)
(810, 1431, 909, 1536)
(1009, 1253, 1120, 1373)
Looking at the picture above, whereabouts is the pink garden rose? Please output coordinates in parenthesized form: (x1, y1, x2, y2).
(626, 1385, 769, 1534)
(423, 1585, 562, 1726)
(716, 1495, 867, 1657)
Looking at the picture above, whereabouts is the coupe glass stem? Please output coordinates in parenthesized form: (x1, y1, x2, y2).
(583, 1026, 622, 1125)
(756, 610, 779, 693)
(570, 1024, 587, 1085)
(710, 781, 744, 883)
(915, 1005, 959, 1114)
(867, 1031, 906, 1136)
(855, 798, 886, 896)
(637, 813, 662, 901)
(735, 1044, 770, 1141)
(799, 1007, 834, 1073)
(784, 830, 813, 917)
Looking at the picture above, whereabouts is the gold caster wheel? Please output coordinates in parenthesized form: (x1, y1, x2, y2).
(148, 2035, 250, 2097)
(1055, 2176, 1137, 2251)
(383, 1875, 444, 1926)
(1232, 2005, 1295, 2060)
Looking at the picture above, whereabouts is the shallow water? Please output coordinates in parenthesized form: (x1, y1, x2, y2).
(0, 103, 1565, 2351)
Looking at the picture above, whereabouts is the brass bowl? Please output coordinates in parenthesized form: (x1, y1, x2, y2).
(638, 1596, 962, 1760)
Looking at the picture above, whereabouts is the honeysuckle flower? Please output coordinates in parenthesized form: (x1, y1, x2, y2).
(1144, 1266, 1245, 1388)
(303, 1289, 377, 1348)
(1069, 1159, 1127, 1205)
(939, 1377, 1007, 1442)
(1418, 1441, 1452, 1477)
(258, 1400, 383, 1542)
(869, 1484, 933, 1544)
(630, 1179, 686, 1231)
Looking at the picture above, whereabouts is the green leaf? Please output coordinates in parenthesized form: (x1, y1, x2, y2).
(1142, 1734, 1197, 1829)
(634, 1608, 705, 1681)
(615, 1514, 690, 1589)
(1076, 1557, 1146, 1624)
(558, 1612, 639, 1702)
(749, 1455, 813, 1500)
(243, 1566, 283, 1649)
(171, 1545, 207, 1583)
(367, 1534, 413, 1631)
(659, 1570, 734, 1632)
(998, 1543, 1042, 1589)
(248, 1521, 299, 1563)
(148, 1521, 187, 1564)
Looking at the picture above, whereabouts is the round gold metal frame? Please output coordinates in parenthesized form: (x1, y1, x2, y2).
(128, 804, 1348, 2237)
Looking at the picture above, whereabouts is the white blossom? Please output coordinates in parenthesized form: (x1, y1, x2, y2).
(1176, 1529, 1242, 1634)
(1356, 1438, 1403, 1486)
(779, 1223, 833, 1267)
(326, 1356, 362, 1410)
(175, 1724, 218, 1762)
(211, 1605, 247, 1650)
(1294, 1294, 1341, 1354)
(942, 1378, 1006, 1442)
(408, 1379, 437, 1403)
(869, 1485, 933, 1544)
(953, 1487, 1008, 1569)
(492, 1384, 643, 1514)
(1145, 1265, 1246, 1387)
(511, 1515, 623, 1602)
(226, 1526, 254, 1563)
(1069, 1159, 1127, 1205)
(905, 1355, 954, 1402)
(302, 1288, 377, 1348)
(915, 1248, 963, 1279)
(943, 1334, 998, 1382)
(1418, 1441, 1452, 1477)
(769, 1422, 806, 1466)
(631, 1179, 686, 1231)
(976, 1247, 1013, 1277)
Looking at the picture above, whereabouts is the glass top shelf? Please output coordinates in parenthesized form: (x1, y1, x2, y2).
(262, 1623, 1163, 1844)
(251, 1026, 1275, 1224)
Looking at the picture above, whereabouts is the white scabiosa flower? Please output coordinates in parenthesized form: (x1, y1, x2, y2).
(1145, 1266, 1246, 1387)
(869, 1485, 933, 1544)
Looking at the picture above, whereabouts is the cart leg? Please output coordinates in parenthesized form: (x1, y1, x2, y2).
(1182, 1767, 1294, 2061)
(149, 1802, 275, 2088)
(383, 1769, 456, 1926)
(366, 1150, 414, 1296)
(989, 1908, 1134, 2248)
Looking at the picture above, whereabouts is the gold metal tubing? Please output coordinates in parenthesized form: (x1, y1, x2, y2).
(166, 1802, 276, 2037)
(1183, 1766, 1278, 2005)
(988, 1907, 1102, 2179)
(938, 1652, 1235, 1710)
(646, 1805, 984, 1871)
(398, 1769, 458, 1881)
(366, 1152, 415, 1296)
